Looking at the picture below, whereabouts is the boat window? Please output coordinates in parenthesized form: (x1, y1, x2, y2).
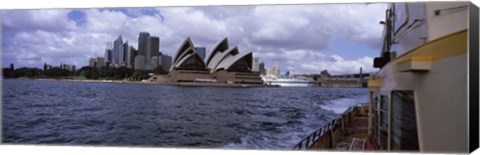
(394, 3, 409, 34)
(372, 96, 379, 140)
(390, 91, 419, 151)
(379, 95, 389, 150)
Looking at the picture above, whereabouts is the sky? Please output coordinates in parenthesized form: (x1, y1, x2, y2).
(1, 3, 387, 75)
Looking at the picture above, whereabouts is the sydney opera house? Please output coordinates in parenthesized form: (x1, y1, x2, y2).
(145, 37, 266, 86)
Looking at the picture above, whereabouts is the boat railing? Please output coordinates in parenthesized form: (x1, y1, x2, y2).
(292, 103, 368, 150)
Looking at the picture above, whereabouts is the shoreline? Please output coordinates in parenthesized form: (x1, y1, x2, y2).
(4, 78, 279, 87)
(4, 78, 367, 88)
(5, 77, 138, 84)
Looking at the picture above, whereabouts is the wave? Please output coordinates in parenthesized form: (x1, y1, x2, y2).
(319, 94, 369, 114)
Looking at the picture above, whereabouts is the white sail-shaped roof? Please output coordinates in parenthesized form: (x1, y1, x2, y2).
(168, 37, 253, 73)
(173, 37, 195, 65)
(213, 52, 252, 72)
(207, 47, 239, 72)
(174, 50, 207, 70)
(205, 37, 229, 66)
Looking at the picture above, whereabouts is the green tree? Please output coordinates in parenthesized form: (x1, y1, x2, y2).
(153, 66, 168, 75)
(79, 66, 95, 79)
(131, 69, 151, 81)
(115, 66, 133, 80)
(45, 67, 67, 78)
(9, 63, 14, 71)
(14, 67, 43, 78)
(91, 68, 99, 79)
(98, 66, 109, 78)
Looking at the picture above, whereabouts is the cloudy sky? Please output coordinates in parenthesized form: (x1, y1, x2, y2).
(2, 3, 387, 75)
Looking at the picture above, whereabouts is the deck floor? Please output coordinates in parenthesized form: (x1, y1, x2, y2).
(334, 116, 373, 151)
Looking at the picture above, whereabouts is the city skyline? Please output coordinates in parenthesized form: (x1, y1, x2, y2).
(2, 3, 387, 75)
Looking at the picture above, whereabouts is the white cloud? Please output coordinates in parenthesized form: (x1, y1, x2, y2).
(2, 10, 76, 32)
(299, 55, 376, 75)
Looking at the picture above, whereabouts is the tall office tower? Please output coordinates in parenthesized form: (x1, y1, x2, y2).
(138, 32, 150, 58)
(146, 36, 159, 64)
(126, 46, 136, 68)
(194, 47, 206, 60)
(259, 62, 265, 75)
(134, 55, 145, 70)
(131, 47, 138, 68)
(104, 49, 112, 65)
(112, 35, 123, 66)
(120, 41, 129, 66)
(271, 65, 280, 77)
(159, 54, 173, 72)
(146, 56, 159, 70)
(125, 45, 132, 67)
(252, 57, 260, 72)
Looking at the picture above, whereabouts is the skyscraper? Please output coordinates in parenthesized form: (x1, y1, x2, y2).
(126, 46, 136, 68)
(194, 47, 206, 61)
(145, 56, 159, 70)
(146, 36, 159, 64)
(138, 32, 150, 58)
(271, 65, 280, 77)
(159, 54, 173, 72)
(121, 41, 129, 66)
(131, 47, 138, 68)
(259, 62, 265, 75)
(134, 55, 145, 70)
(252, 57, 260, 73)
(125, 45, 132, 67)
(105, 49, 112, 64)
(112, 35, 123, 66)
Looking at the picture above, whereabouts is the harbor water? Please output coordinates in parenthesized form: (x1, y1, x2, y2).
(2, 79, 368, 149)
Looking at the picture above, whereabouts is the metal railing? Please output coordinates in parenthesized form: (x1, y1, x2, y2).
(292, 104, 367, 150)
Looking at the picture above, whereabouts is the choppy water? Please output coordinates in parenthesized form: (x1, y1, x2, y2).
(2, 79, 368, 149)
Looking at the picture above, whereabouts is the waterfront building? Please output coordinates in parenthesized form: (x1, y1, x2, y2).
(205, 37, 229, 69)
(134, 55, 145, 70)
(146, 37, 263, 84)
(259, 62, 265, 75)
(112, 35, 124, 66)
(138, 32, 150, 59)
(252, 57, 260, 73)
(146, 36, 160, 64)
(126, 46, 137, 68)
(96, 57, 105, 67)
(63, 64, 75, 72)
(89, 58, 96, 67)
(125, 45, 132, 67)
(271, 65, 281, 77)
(145, 56, 159, 70)
(133, 47, 138, 62)
(120, 41, 129, 66)
(284, 70, 290, 78)
(159, 54, 173, 73)
(194, 47, 206, 60)
(104, 49, 112, 65)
